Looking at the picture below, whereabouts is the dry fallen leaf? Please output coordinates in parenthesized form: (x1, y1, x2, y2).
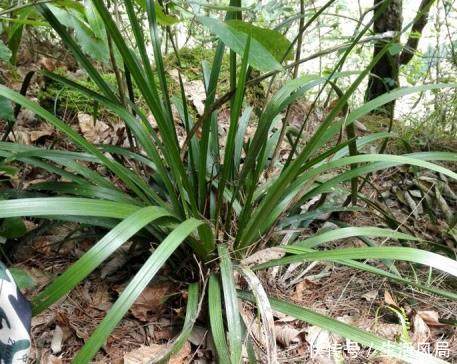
(78, 112, 125, 145)
(337, 315, 402, 341)
(384, 290, 398, 307)
(306, 325, 330, 350)
(78, 112, 111, 144)
(239, 304, 267, 353)
(123, 282, 172, 321)
(90, 284, 112, 311)
(169, 70, 206, 117)
(50, 325, 64, 354)
(411, 313, 430, 344)
(10, 126, 54, 145)
(101, 243, 132, 279)
(435, 187, 453, 222)
(16, 108, 36, 125)
(185, 80, 206, 116)
(123, 342, 191, 364)
(305, 326, 334, 364)
(39, 56, 58, 72)
(362, 289, 378, 301)
(293, 279, 321, 301)
(241, 247, 285, 266)
(5, 103, 43, 146)
(40, 351, 63, 364)
(188, 326, 208, 346)
(275, 324, 302, 347)
(417, 310, 445, 327)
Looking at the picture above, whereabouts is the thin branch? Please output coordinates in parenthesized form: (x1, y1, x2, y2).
(399, 0, 436, 65)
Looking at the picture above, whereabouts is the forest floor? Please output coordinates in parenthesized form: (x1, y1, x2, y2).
(1, 59, 457, 363)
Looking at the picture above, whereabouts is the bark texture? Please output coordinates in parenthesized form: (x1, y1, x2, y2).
(366, 0, 435, 118)
(365, 0, 403, 116)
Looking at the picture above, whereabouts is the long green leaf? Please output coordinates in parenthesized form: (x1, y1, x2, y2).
(38, 4, 117, 100)
(294, 154, 457, 207)
(146, 0, 173, 119)
(321, 83, 457, 146)
(0, 197, 140, 219)
(217, 35, 251, 218)
(218, 245, 242, 364)
(90, 0, 195, 215)
(330, 258, 457, 301)
(0, 85, 155, 204)
(149, 283, 200, 363)
(238, 292, 446, 364)
(198, 16, 281, 72)
(42, 70, 178, 211)
(250, 247, 457, 300)
(253, 153, 457, 240)
(256, 246, 457, 279)
(198, 42, 225, 211)
(208, 274, 231, 364)
(238, 41, 395, 247)
(294, 227, 420, 249)
(29, 182, 139, 205)
(226, 19, 293, 61)
(32, 206, 172, 314)
(74, 218, 204, 363)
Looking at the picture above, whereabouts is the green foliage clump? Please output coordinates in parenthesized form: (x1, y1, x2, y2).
(165, 46, 229, 82)
(37, 67, 118, 115)
(0, 1, 457, 363)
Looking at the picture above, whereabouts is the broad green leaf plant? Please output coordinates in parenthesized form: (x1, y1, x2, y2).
(0, 1, 456, 363)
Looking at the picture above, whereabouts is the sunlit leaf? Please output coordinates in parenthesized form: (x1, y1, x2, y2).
(135, 0, 179, 25)
(198, 16, 282, 72)
(226, 20, 293, 61)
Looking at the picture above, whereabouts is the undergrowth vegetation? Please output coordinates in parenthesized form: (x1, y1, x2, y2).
(0, 0, 456, 363)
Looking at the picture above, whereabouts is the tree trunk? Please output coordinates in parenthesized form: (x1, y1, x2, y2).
(365, 0, 435, 118)
(365, 0, 403, 118)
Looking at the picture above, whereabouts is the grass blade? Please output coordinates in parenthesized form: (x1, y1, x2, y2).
(37, 4, 117, 101)
(255, 246, 457, 279)
(238, 41, 395, 247)
(150, 283, 200, 362)
(42, 70, 179, 210)
(217, 35, 251, 218)
(218, 245, 242, 364)
(146, 0, 173, 119)
(238, 266, 277, 364)
(238, 292, 447, 363)
(197, 42, 225, 211)
(74, 218, 204, 363)
(294, 227, 420, 249)
(322, 83, 457, 146)
(29, 182, 139, 204)
(0, 85, 155, 203)
(0, 197, 140, 219)
(208, 274, 231, 364)
(283, 247, 457, 277)
(32, 206, 172, 314)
